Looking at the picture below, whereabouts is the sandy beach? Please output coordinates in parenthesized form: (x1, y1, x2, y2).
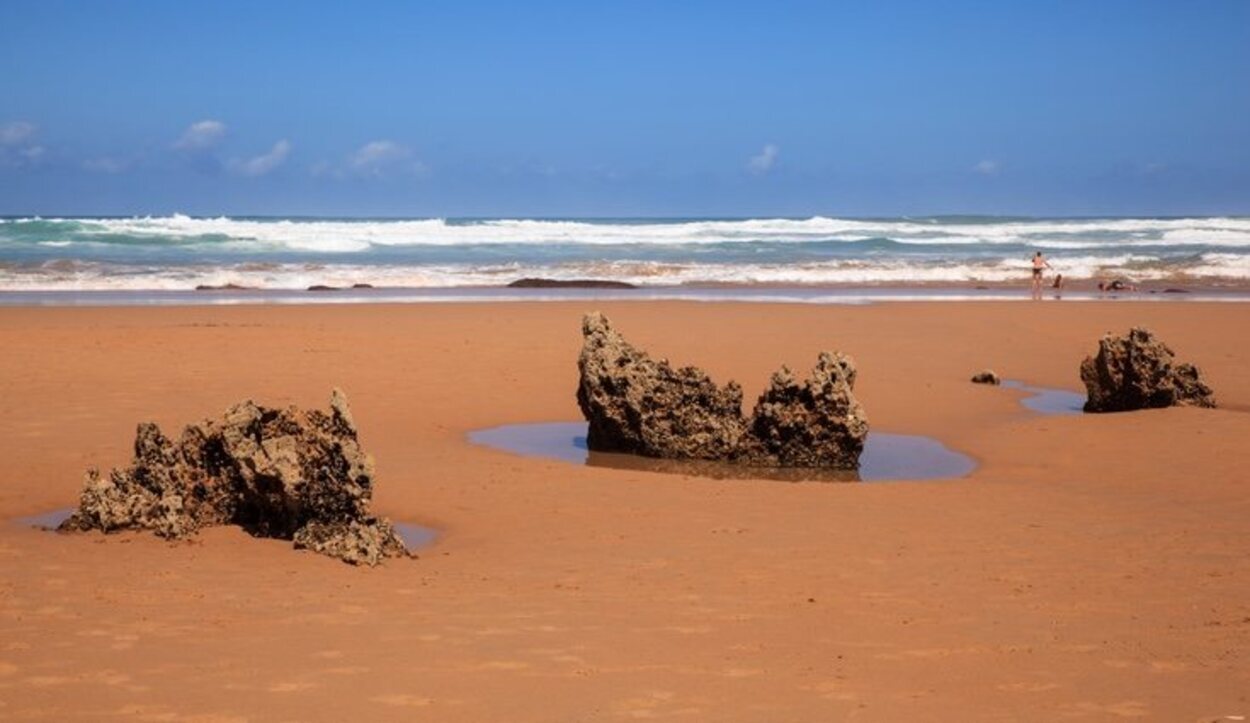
(1, 300, 1248, 721)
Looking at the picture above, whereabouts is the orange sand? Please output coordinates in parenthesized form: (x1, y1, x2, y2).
(1, 301, 1247, 721)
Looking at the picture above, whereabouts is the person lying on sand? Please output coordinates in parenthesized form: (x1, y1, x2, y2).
(1097, 278, 1137, 292)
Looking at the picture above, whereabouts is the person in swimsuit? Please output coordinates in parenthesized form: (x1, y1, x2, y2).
(1030, 251, 1052, 299)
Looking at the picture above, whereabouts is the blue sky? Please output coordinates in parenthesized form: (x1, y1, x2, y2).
(1, 0, 1248, 217)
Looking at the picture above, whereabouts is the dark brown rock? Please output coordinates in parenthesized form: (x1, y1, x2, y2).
(576, 312, 746, 459)
(1080, 327, 1216, 413)
(575, 312, 868, 469)
(59, 390, 409, 565)
(970, 370, 1001, 385)
(736, 353, 868, 468)
(307, 284, 339, 291)
(509, 278, 637, 289)
(195, 283, 254, 291)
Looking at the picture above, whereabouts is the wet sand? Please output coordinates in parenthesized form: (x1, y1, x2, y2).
(1, 301, 1247, 721)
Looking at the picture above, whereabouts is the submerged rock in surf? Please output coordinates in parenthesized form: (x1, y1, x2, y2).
(508, 278, 637, 289)
(60, 390, 408, 566)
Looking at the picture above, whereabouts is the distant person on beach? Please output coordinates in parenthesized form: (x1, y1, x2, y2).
(1030, 251, 1053, 299)
(1097, 278, 1137, 293)
(1050, 273, 1065, 298)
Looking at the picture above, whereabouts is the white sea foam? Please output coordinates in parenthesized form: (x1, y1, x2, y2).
(2, 253, 1248, 291)
(10, 214, 1250, 251)
(4, 215, 1250, 291)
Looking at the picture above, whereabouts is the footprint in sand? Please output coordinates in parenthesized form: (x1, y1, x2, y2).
(24, 675, 71, 687)
(996, 682, 1060, 693)
(268, 681, 317, 693)
(471, 660, 531, 671)
(1068, 700, 1150, 718)
(372, 694, 433, 707)
(613, 690, 705, 719)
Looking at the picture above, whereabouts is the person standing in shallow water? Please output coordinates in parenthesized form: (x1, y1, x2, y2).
(1030, 251, 1053, 299)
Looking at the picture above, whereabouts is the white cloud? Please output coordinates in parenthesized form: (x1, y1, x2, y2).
(973, 159, 1000, 175)
(310, 141, 428, 179)
(83, 157, 129, 174)
(232, 139, 291, 177)
(309, 159, 333, 177)
(0, 121, 37, 146)
(747, 143, 779, 174)
(349, 140, 412, 175)
(0, 122, 44, 168)
(174, 119, 227, 150)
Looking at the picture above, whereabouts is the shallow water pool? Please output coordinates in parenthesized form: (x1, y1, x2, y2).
(469, 422, 975, 483)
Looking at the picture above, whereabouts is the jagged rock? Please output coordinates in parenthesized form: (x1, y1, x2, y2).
(59, 389, 409, 565)
(576, 312, 746, 459)
(576, 313, 868, 469)
(971, 370, 1001, 385)
(1080, 327, 1216, 412)
(736, 354, 868, 468)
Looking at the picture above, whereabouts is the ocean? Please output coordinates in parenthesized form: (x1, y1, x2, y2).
(2, 215, 1249, 292)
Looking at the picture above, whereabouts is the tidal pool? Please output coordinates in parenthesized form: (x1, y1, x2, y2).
(1001, 380, 1086, 415)
(469, 422, 975, 483)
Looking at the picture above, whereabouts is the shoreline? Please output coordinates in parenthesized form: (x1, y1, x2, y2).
(5, 281, 1250, 307)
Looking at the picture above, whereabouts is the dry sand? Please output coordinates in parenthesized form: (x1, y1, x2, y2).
(0, 300, 1247, 721)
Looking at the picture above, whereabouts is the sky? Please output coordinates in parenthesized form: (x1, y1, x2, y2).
(1, 0, 1248, 217)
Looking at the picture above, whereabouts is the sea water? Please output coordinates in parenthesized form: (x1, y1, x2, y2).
(1, 215, 1249, 293)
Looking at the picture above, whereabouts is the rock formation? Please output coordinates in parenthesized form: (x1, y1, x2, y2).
(59, 390, 409, 565)
(1080, 327, 1216, 412)
(508, 278, 637, 289)
(576, 312, 747, 459)
(736, 353, 867, 468)
(970, 370, 1001, 385)
(576, 312, 868, 469)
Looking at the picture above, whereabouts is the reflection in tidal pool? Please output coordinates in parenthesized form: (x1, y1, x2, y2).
(469, 422, 975, 482)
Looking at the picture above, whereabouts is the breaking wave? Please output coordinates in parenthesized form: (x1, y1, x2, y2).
(2, 215, 1249, 290)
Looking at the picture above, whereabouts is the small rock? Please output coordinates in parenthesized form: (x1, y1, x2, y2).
(970, 370, 1001, 385)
